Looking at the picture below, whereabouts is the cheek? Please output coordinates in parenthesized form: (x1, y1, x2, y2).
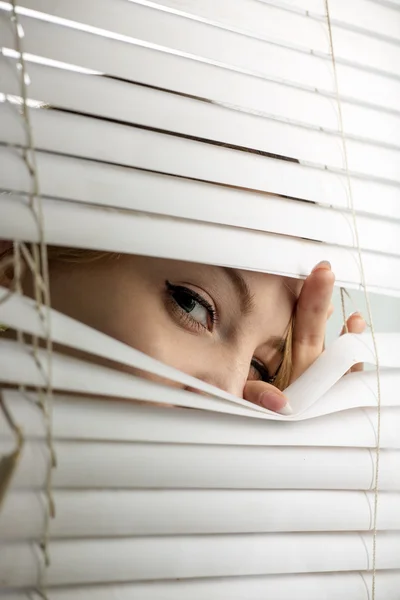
(106, 292, 205, 375)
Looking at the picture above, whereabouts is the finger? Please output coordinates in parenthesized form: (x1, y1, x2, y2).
(341, 312, 366, 373)
(290, 261, 335, 382)
(243, 380, 292, 415)
(340, 312, 366, 336)
(327, 302, 334, 320)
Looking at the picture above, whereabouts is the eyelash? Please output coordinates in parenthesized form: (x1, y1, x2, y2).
(165, 281, 217, 331)
(166, 281, 277, 385)
(250, 358, 275, 384)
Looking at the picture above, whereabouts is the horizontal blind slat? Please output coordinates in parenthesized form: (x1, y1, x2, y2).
(1, 328, 400, 418)
(5, 439, 399, 490)
(13, 0, 400, 77)
(2, 489, 400, 539)
(2, 147, 400, 221)
(0, 71, 400, 186)
(2, 55, 400, 178)
(0, 5, 334, 91)
(16, 0, 331, 54)
(330, 24, 400, 77)
(3, 195, 400, 295)
(0, 52, 340, 138)
(1, 9, 400, 113)
(149, 0, 400, 43)
(3, 390, 399, 449)
(2, 155, 400, 256)
(5, 56, 398, 153)
(0, 57, 349, 169)
(4, 570, 400, 600)
(1, 99, 399, 199)
(2, 533, 400, 586)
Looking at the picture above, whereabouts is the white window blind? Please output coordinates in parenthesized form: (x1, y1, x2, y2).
(1, 0, 400, 598)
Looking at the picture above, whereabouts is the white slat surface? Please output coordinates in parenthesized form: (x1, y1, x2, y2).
(6, 54, 400, 151)
(2, 3, 400, 114)
(1, 154, 399, 261)
(2, 146, 400, 222)
(17, 0, 332, 54)
(1, 93, 399, 190)
(12, 0, 400, 77)
(3, 193, 400, 296)
(2, 532, 400, 586)
(2, 489, 400, 539)
(2, 54, 400, 176)
(2, 390, 400, 449)
(1, 71, 400, 189)
(2, 571, 400, 600)
(0, 5, 334, 91)
(150, 0, 400, 42)
(5, 439, 400, 491)
(0, 56, 348, 168)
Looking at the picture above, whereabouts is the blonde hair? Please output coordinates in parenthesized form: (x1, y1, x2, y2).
(273, 320, 293, 391)
(1, 245, 294, 390)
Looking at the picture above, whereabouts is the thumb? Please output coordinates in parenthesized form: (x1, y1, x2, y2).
(243, 380, 293, 415)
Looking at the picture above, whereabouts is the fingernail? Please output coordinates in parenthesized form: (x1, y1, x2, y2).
(259, 390, 290, 413)
(278, 402, 293, 416)
(312, 260, 331, 272)
(349, 311, 363, 319)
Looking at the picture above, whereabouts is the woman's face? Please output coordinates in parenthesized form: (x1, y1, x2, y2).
(47, 255, 300, 398)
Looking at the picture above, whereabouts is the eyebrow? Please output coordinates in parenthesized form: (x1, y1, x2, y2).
(221, 267, 255, 315)
(221, 267, 287, 355)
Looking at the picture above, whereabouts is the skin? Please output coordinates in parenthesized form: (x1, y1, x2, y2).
(41, 254, 366, 413)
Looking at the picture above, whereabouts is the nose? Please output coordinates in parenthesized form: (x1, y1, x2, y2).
(186, 356, 250, 398)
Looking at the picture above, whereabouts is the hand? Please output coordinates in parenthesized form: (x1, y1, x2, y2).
(243, 261, 366, 414)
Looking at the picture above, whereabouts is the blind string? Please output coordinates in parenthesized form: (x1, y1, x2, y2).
(0, 390, 23, 508)
(10, 0, 55, 586)
(339, 287, 348, 334)
(324, 2, 382, 596)
(0, 240, 27, 508)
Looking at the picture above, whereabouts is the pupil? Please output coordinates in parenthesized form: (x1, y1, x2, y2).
(176, 290, 196, 313)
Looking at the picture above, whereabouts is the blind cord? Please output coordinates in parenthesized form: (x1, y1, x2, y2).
(10, 0, 55, 588)
(339, 287, 348, 334)
(324, 2, 382, 597)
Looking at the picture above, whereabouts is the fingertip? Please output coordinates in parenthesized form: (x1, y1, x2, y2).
(258, 390, 288, 412)
(347, 312, 366, 334)
(308, 265, 336, 286)
(315, 267, 335, 282)
(351, 362, 364, 373)
(312, 260, 331, 272)
(244, 381, 288, 413)
(277, 402, 293, 416)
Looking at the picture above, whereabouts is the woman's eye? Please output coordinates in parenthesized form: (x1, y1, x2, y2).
(249, 359, 273, 383)
(166, 282, 216, 331)
(173, 288, 209, 327)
